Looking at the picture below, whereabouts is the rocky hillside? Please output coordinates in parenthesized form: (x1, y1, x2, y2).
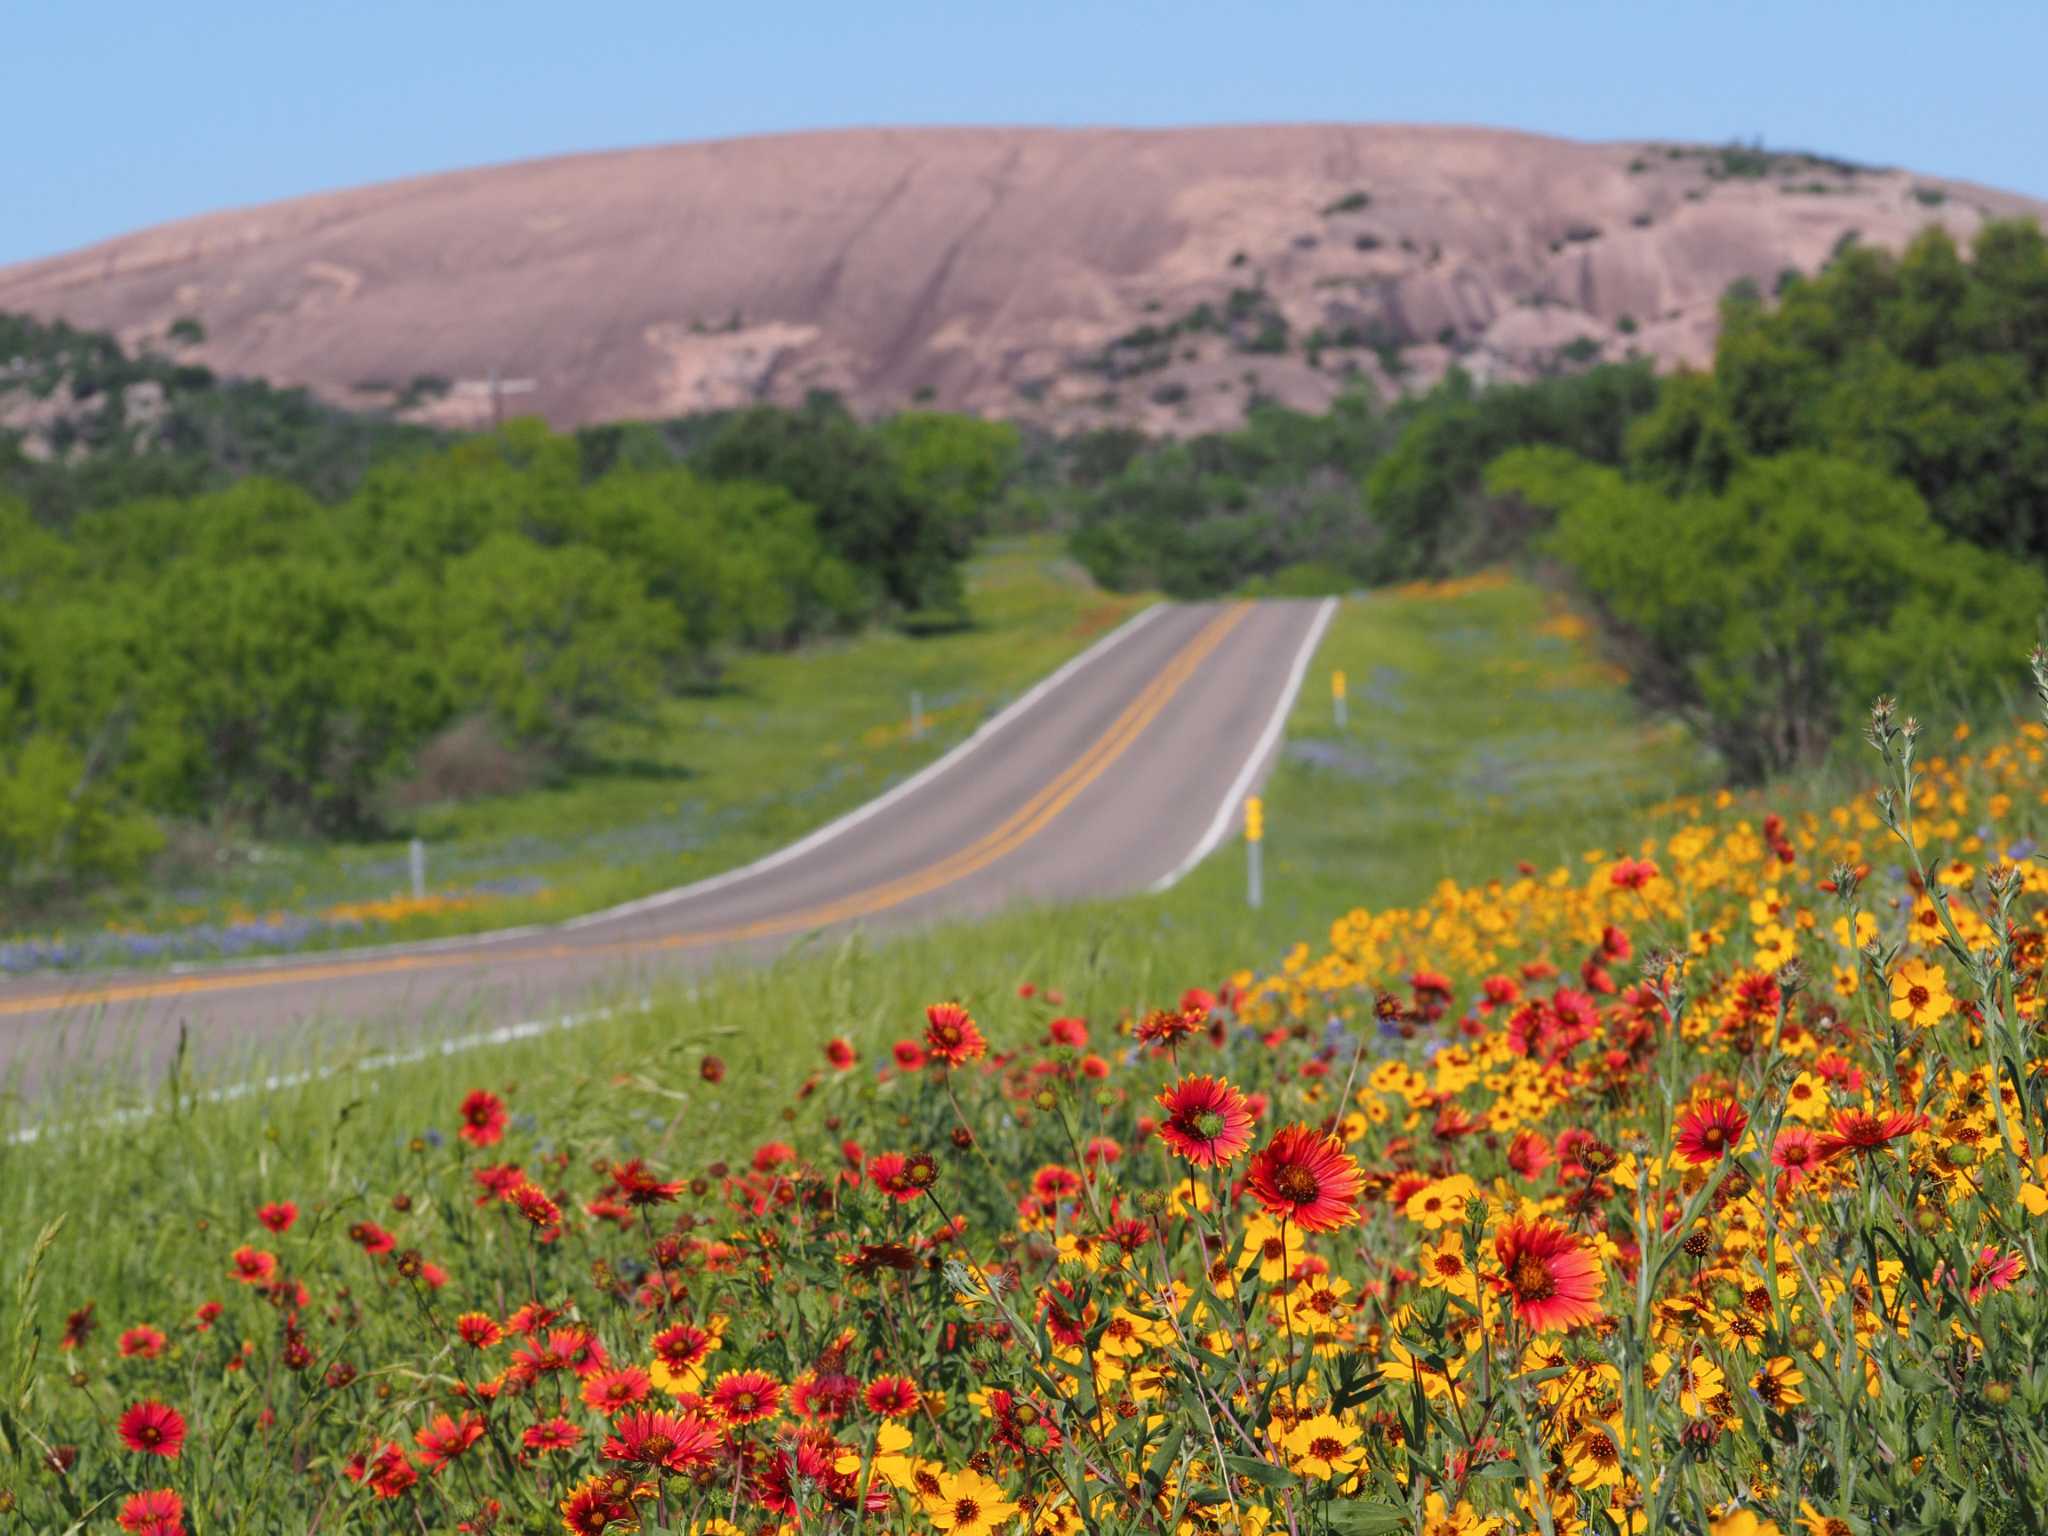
(4, 124, 2042, 438)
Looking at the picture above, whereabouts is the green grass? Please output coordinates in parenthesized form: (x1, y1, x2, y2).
(12, 538, 1146, 964)
(1, 569, 1724, 1316)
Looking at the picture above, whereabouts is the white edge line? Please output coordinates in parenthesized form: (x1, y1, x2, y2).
(1145, 596, 1338, 893)
(119, 603, 1166, 978)
(5, 994, 663, 1146)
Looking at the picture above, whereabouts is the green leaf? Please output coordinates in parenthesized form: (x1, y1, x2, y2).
(1325, 1499, 1412, 1535)
(1222, 1453, 1295, 1490)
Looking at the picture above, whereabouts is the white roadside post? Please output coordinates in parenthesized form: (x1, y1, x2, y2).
(910, 691, 926, 740)
(1245, 796, 1264, 910)
(1333, 667, 1348, 730)
(408, 837, 427, 901)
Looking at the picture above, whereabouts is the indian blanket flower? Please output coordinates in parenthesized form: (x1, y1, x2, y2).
(1247, 1124, 1363, 1232)
(1820, 1106, 1927, 1160)
(707, 1368, 782, 1425)
(118, 1401, 186, 1459)
(602, 1408, 723, 1471)
(1492, 1219, 1604, 1333)
(457, 1088, 507, 1147)
(582, 1366, 654, 1416)
(413, 1412, 485, 1471)
(116, 1489, 185, 1535)
(865, 1374, 920, 1417)
(922, 1002, 986, 1066)
(227, 1245, 276, 1285)
(1675, 1099, 1749, 1165)
(1154, 1075, 1256, 1165)
(255, 1201, 298, 1233)
(1770, 1126, 1825, 1190)
(559, 1474, 640, 1534)
(523, 1417, 583, 1452)
(456, 1311, 502, 1348)
(1965, 1246, 2027, 1302)
(118, 1325, 167, 1359)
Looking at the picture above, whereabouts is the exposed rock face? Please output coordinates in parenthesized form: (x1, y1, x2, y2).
(3, 125, 2040, 434)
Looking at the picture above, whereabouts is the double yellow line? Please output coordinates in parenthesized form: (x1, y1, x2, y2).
(0, 605, 1249, 1018)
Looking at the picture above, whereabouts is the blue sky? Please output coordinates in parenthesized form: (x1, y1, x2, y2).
(10, 0, 2043, 264)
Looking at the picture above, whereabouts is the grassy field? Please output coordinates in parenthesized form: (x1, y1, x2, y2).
(4, 538, 1145, 969)
(1, 569, 1725, 1313)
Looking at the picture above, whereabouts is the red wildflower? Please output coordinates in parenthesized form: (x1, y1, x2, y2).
(1047, 1016, 1089, 1047)
(458, 1089, 507, 1148)
(116, 1488, 185, 1535)
(1674, 1099, 1748, 1165)
(651, 1323, 714, 1375)
(503, 1182, 561, 1231)
(1770, 1126, 1825, 1190)
(118, 1325, 167, 1359)
(698, 1054, 726, 1084)
(1611, 857, 1660, 890)
(118, 1401, 187, 1459)
(1155, 1075, 1256, 1166)
(606, 1159, 684, 1207)
(1491, 1219, 1604, 1333)
(1507, 1131, 1553, 1180)
(349, 1221, 396, 1256)
(1137, 1006, 1204, 1047)
(256, 1201, 298, 1233)
(1965, 1247, 2026, 1302)
(923, 1002, 986, 1066)
(891, 1039, 926, 1070)
(228, 1246, 276, 1285)
(1246, 1125, 1363, 1232)
(865, 1374, 920, 1417)
(523, 1417, 584, 1452)
(60, 1303, 95, 1350)
(559, 1474, 639, 1533)
(602, 1408, 723, 1471)
(1820, 1106, 1927, 1160)
(413, 1412, 485, 1471)
(191, 1301, 221, 1332)
(825, 1037, 857, 1070)
(366, 1442, 417, 1499)
(582, 1367, 654, 1416)
(456, 1312, 503, 1349)
(708, 1368, 782, 1425)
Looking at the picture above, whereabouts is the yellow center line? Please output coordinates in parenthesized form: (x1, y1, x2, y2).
(1, 605, 1249, 1017)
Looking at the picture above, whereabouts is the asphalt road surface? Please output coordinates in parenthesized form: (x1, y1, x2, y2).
(0, 599, 1333, 1090)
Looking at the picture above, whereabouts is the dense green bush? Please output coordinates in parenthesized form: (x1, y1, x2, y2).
(1490, 446, 2044, 778)
(1628, 221, 2048, 555)
(0, 427, 886, 904)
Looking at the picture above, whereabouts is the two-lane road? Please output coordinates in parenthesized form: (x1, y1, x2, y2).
(0, 599, 1334, 1087)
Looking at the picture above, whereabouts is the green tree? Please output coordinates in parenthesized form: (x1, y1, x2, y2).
(1491, 447, 2045, 778)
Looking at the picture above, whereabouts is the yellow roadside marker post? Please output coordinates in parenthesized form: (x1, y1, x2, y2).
(1245, 795, 1264, 910)
(1332, 668, 1347, 730)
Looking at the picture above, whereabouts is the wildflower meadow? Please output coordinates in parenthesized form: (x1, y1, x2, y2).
(7, 659, 2048, 1536)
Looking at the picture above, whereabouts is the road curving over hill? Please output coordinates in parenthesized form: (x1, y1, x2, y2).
(0, 599, 1334, 1090)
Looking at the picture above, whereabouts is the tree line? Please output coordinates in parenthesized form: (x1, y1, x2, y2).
(0, 395, 1017, 906)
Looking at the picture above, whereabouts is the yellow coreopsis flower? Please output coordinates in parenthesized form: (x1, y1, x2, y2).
(1418, 1233, 1478, 1301)
(1890, 959, 1953, 1027)
(1752, 1355, 1806, 1410)
(1281, 1412, 1364, 1481)
(1403, 1175, 1474, 1230)
(924, 1467, 1019, 1536)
